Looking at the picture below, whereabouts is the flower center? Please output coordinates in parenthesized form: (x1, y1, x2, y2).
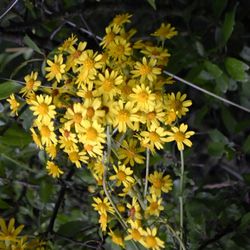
(117, 170, 126, 181)
(147, 111, 156, 121)
(26, 80, 34, 90)
(149, 132, 160, 142)
(103, 79, 113, 91)
(84, 58, 94, 71)
(145, 235, 157, 247)
(154, 179, 162, 189)
(86, 107, 95, 118)
(73, 113, 82, 124)
(139, 65, 151, 75)
(137, 91, 149, 102)
(69, 151, 79, 162)
(118, 110, 129, 122)
(174, 132, 185, 142)
(86, 127, 98, 140)
(150, 201, 158, 210)
(85, 90, 93, 99)
(40, 125, 50, 137)
(51, 63, 61, 75)
(170, 100, 182, 111)
(84, 144, 93, 152)
(37, 103, 48, 114)
(131, 229, 141, 241)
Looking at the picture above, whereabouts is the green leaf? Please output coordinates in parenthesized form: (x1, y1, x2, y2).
(221, 106, 237, 133)
(0, 81, 22, 100)
(215, 73, 229, 93)
(57, 221, 86, 237)
(204, 61, 223, 79)
(213, 0, 228, 18)
(0, 199, 10, 209)
(225, 57, 249, 82)
(0, 124, 32, 147)
(220, 4, 238, 47)
(240, 212, 250, 230)
(209, 129, 229, 144)
(208, 142, 225, 157)
(147, 0, 156, 10)
(39, 181, 53, 203)
(23, 35, 43, 55)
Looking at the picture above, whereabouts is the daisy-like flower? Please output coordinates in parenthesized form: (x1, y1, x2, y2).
(92, 197, 115, 215)
(30, 127, 42, 149)
(141, 46, 170, 66)
(96, 69, 123, 101)
(131, 57, 161, 83)
(108, 229, 125, 248)
(67, 148, 89, 168)
(145, 194, 164, 217)
(64, 103, 85, 132)
(76, 50, 103, 88)
(45, 143, 57, 159)
(77, 83, 99, 101)
(0, 217, 24, 242)
(46, 161, 64, 178)
(110, 13, 132, 28)
(109, 163, 134, 187)
(118, 138, 145, 166)
(165, 92, 192, 118)
(99, 213, 108, 232)
(111, 100, 139, 133)
(165, 123, 195, 151)
(58, 34, 78, 53)
(148, 171, 173, 197)
(152, 22, 178, 40)
(36, 120, 57, 147)
(82, 98, 105, 122)
(58, 128, 78, 152)
(78, 120, 106, 146)
(84, 143, 104, 157)
(126, 197, 142, 222)
(125, 220, 145, 243)
(20, 71, 41, 96)
(29, 94, 56, 123)
(141, 227, 165, 250)
(108, 36, 132, 61)
(129, 84, 156, 112)
(164, 110, 177, 125)
(45, 54, 66, 82)
(7, 94, 20, 116)
(100, 25, 120, 48)
(140, 125, 169, 152)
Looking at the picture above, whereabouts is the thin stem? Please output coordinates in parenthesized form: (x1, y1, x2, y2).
(163, 70, 250, 113)
(166, 223, 186, 250)
(0, 0, 19, 20)
(179, 150, 185, 249)
(102, 126, 128, 230)
(143, 147, 150, 201)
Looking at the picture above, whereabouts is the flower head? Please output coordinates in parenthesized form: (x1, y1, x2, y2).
(7, 94, 20, 116)
(46, 161, 64, 178)
(152, 22, 178, 41)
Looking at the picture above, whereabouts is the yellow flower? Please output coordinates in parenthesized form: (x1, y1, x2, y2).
(46, 161, 64, 178)
(131, 57, 161, 83)
(45, 54, 66, 82)
(108, 36, 132, 61)
(78, 120, 106, 146)
(111, 100, 139, 133)
(165, 123, 195, 151)
(36, 120, 57, 147)
(125, 220, 145, 243)
(126, 197, 142, 222)
(58, 128, 78, 152)
(117, 139, 145, 166)
(148, 171, 173, 197)
(108, 229, 125, 248)
(165, 92, 192, 118)
(100, 26, 121, 48)
(145, 194, 164, 217)
(96, 69, 123, 101)
(20, 71, 41, 96)
(67, 148, 89, 168)
(45, 143, 57, 159)
(152, 22, 178, 40)
(7, 94, 20, 116)
(109, 163, 134, 187)
(0, 217, 24, 242)
(30, 127, 42, 149)
(99, 213, 108, 232)
(92, 197, 115, 215)
(140, 125, 169, 152)
(141, 227, 165, 250)
(82, 98, 105, 122)
(58, 34, 78, 53)
(110, 13, 132, 28)
(129, 84, 156, 112)
(29, 94, 56, 123)
(64, 103, 85, 132)
(84, 143, 104, 158)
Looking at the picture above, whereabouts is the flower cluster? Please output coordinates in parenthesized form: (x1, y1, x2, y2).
(0, 217, 46, 249)
(7, 13, 194, 249)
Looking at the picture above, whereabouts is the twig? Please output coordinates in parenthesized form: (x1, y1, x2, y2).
(46, 169, 75, 235)
(0, 0, 19, 20)
(163, 70, 250, 113)
(143, 147, 150, 201)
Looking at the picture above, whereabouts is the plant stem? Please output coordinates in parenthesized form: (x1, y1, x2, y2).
(179, 150, 184, 249)
(166, 223, 186, 250)
(143, 147, 150, 201)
